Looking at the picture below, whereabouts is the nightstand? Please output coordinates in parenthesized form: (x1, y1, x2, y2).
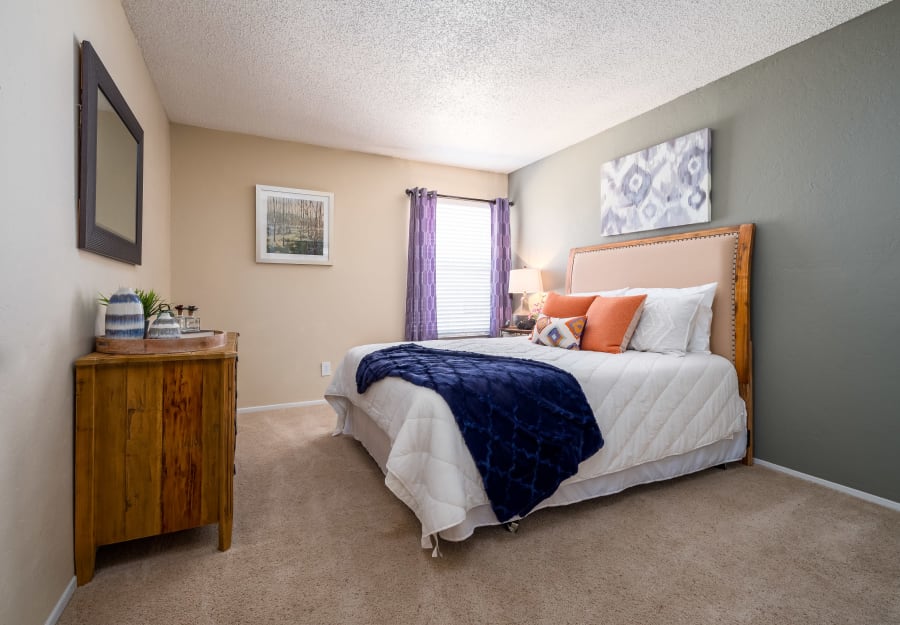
(501, 326, 533, 337)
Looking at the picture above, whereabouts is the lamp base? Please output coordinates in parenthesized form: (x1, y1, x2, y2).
(513, 292, 530, 318)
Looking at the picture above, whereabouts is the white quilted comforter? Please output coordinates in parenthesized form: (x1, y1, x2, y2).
(325, 337, 746, 547)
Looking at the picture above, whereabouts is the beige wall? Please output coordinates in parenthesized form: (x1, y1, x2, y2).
(171, 125, 507, 407)
(0, 0, 171, 622)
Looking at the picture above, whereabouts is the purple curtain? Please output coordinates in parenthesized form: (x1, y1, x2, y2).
(489, 197, 512, 337)
(405, 188, 438, 341)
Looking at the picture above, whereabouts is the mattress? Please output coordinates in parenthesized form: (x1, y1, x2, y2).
(326, 337, 747, 548)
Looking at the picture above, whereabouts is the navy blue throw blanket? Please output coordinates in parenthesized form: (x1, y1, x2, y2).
(356, 343, 603, 522)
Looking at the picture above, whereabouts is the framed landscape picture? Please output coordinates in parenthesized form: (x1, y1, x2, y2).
(255, 184, 333, 265)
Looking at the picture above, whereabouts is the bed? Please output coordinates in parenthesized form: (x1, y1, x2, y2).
(326, 224, 755, 551)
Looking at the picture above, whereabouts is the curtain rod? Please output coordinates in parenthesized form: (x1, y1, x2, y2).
(405, 188, 514, 207)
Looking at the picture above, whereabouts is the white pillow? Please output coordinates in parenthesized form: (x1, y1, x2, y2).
(570, 287, 630, 297)
(625, 283, 717, 353)
(628, 293, 704, 356)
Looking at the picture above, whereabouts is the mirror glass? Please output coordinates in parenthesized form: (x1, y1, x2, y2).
(79, 41, 144, 264)
(95, 90, 138, 242)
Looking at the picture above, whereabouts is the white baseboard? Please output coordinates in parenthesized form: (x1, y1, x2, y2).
(754, 459, 900, 512)
(237, 399, 327, 414)
(46, 576, 76, 625)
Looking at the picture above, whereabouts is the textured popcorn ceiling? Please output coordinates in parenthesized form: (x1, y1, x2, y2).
(121, 0, 888, 173)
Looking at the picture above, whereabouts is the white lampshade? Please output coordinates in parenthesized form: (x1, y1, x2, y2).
(508, 268, 543, 294)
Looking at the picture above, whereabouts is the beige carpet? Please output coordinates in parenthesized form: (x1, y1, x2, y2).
(59, 405, 900, 625)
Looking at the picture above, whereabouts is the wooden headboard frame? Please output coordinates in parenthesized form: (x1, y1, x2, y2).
(565, 224, 756, 464)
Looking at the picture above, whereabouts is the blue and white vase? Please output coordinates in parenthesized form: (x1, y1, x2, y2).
(147, 305, 181, 339)
(105, 287, 145, 339)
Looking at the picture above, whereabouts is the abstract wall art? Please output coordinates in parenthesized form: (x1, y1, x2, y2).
(600, 128, 711, 236)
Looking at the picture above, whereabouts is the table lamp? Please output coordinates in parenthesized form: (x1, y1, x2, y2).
(508, 268, 543, 319)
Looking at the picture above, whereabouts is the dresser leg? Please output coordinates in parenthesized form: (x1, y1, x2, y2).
(75, 540, 96, 585)
(218, 517, 232, 551)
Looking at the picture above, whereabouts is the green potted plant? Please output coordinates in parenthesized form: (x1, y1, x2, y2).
(134, 288, 166, 318)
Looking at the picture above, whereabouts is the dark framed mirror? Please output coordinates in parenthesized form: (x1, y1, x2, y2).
(78, 40, 144, 264)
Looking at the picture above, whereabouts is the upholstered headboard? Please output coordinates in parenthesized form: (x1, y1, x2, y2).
(566, 224, 756, 462)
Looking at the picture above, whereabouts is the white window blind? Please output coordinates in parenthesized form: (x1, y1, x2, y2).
(435, 199, 492, 338)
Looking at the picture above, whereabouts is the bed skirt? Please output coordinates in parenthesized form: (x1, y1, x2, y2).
(338, 402, 747, 544)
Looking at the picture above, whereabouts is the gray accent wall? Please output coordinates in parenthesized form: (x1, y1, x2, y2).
(509, 2, 900, 502)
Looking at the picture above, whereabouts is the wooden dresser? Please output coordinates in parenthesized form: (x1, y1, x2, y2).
(74, 332, 238, 585)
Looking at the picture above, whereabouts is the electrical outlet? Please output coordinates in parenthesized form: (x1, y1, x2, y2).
(320, 361, 332, 377)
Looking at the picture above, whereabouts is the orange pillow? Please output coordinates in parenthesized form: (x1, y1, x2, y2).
(541, 292, 597, 318)
(581, 295, 648, 353)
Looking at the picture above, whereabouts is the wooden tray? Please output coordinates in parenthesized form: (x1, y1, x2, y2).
(95, 330, 227, 354)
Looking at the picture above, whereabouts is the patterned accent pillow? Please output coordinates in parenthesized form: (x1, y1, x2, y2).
(531, 314, 587, 350)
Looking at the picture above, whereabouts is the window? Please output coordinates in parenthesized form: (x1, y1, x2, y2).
(435, 199, 492, 338)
